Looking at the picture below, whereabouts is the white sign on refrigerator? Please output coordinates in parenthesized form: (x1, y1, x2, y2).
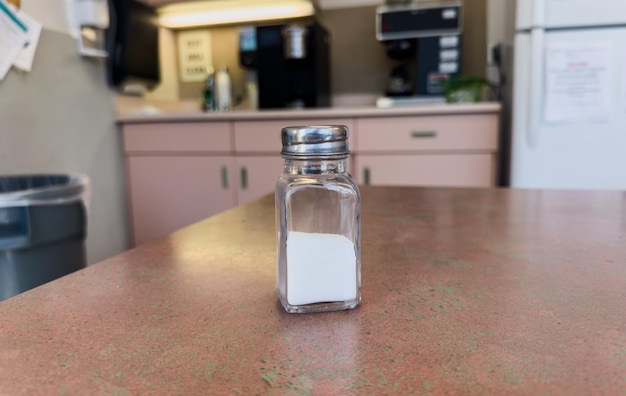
(544, 43, 612, 124)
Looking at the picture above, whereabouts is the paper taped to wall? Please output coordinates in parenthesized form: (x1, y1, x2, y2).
(544, 43, 612, 124)
(178, 30, 212, 82)
(0, 0, 28, 80)
(13, 10, 42, 72)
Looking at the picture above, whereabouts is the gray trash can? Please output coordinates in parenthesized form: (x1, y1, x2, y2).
(0, 174, 89, 301)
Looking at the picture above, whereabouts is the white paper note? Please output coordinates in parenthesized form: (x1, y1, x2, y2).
(0, 0, 28, 80)
(13, 10, 42, 72)
(177, 30, 212, 82)
(544, 43, 612, 124)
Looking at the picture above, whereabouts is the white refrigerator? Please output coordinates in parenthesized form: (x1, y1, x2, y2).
(511, 0, 626, 190)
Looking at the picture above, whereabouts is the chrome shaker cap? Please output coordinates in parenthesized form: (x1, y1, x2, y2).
(281, 125, 349, 156)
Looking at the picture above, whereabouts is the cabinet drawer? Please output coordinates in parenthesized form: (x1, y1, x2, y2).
(355, 114, 498, 152)
(355, 154, 495, 187)
(234, 118, 355, 153)
(123, 122, 231, 153)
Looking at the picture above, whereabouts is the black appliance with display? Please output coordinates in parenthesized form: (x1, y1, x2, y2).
(240, 22, 330, 109)
(376, 2, 462, 102)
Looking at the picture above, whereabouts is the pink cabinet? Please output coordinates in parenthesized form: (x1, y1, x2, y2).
(122, 120, 311, 245)
(127, 156, 235, 245)
(353, 114, 499, 187)
(235, 156, 284, 205)
(121, 107, 499, 245)
(123, 122, 236, 245)
(127, 152, 283, 245)
(355, 154, 495, 187)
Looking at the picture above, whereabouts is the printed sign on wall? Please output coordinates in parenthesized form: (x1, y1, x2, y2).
(177, 30, 212, 82)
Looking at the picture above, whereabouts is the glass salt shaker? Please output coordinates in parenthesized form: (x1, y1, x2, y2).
(276, 125, 361, 313)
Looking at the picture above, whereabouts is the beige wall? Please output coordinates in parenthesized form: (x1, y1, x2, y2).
(22, 0, 74, 36)
(1, 29, 130, 264)
(3, 0, 130, 264)
(461, 0, 488, 78)
(145, 27, 181, 102)
(178, 26, 248, 102)
(163, 2, 509, 103)
(317, 6, 393, 96)
(486, 0, 516, 82)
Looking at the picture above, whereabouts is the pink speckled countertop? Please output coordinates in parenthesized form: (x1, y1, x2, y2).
(116, 102, 501, 124)
(1, 187, 626, 394)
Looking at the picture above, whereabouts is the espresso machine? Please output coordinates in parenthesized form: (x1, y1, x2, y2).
(240, 22, 331, 109)
(376, 1, 462, 106)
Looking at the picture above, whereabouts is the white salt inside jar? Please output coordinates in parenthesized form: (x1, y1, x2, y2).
(286, 231, 357, 306)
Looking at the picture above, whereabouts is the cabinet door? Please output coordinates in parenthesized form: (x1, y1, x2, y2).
(127, 156, 235, 245)
(235, 156, 284, 205)
(355, 154, 495, 187)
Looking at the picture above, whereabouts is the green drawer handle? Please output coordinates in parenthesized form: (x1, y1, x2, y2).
(241, 167, 248, 190)
(411, 130, 437, 138)
(221, 166, 228, 189)
(364, 167, 371, 186)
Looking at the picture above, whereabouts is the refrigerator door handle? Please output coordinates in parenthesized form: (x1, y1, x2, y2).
(531, 0, 546, 28)
(525, 0, 546, 148)
(527, 27, 544, 148)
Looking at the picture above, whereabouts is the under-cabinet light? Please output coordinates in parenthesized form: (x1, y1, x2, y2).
(158, 0, 315, 28)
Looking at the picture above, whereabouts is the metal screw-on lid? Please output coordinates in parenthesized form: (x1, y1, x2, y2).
(281, 125, 349, 156)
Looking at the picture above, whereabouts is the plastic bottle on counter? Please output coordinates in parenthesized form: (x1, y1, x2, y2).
(246, 70, 258, 110)
(202, 67, 216, 112)
(216, 66, 232, 112)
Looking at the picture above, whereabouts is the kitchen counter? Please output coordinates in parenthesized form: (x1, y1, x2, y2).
(116, 102, 501, 124)
(2, 186, 625, 394)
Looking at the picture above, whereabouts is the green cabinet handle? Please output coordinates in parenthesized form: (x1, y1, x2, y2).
(221, 166, 228, 189)
(411, 130, 437, 138)
(364, 167, 371, 186)
(241, 167, 248, 190)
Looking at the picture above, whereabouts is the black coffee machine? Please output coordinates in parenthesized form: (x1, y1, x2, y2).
(240, 23, 331, 109)
(376, 2, 462, 101)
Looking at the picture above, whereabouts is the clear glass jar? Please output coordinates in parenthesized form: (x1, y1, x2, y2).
(276, 125, 361, 313)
